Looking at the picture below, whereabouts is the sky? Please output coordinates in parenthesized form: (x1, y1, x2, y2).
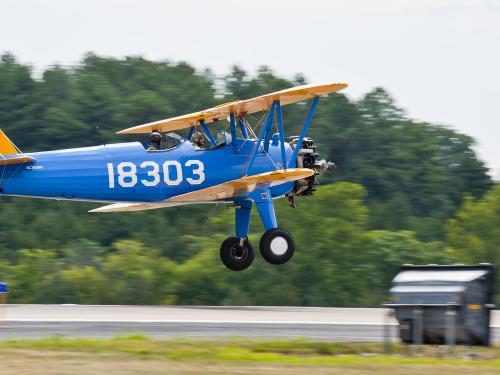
(1, 0, 499, 178)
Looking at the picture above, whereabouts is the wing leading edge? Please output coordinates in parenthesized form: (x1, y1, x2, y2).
(90, 168, 314, 213)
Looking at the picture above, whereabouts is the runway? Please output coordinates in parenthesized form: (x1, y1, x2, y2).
(1, 305, 499, 342)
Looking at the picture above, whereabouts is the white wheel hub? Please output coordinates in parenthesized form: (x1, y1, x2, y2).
(270, 236, 288, 256)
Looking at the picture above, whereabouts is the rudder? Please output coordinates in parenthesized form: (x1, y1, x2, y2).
(0, 130, 20, 155)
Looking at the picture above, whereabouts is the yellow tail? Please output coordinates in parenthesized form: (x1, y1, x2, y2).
(0, 130, 20, 155)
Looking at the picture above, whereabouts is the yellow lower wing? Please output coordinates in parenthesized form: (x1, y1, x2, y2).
(169, 168, 313, 203)
(90, 168, 314, 213)
(89, 201, 189, 213)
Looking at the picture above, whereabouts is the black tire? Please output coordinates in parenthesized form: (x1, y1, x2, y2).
(259, 228, 295, 265)
(220, 236, 254, 271)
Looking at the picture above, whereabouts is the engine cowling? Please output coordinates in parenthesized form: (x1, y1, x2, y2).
(290, 137, 334, 197)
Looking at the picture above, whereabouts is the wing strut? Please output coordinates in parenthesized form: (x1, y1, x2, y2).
(199, 120, 217, 147)
(243, 97, 305, 175)
(187, 126, 195, 140)
(229, 113, 238, 152)
(243, 101, 277, 176)
(288, 96, 319, 167)
(275, 101, 287, 170)
(238, 117, 249, 139)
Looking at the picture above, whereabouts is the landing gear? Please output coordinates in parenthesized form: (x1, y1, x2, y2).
(221, 190, 295, 270)
(259, 228, 295, 265)
(220, 236, 254, 271)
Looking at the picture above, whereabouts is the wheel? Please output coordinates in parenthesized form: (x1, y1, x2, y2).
(259, 228, 295, 265)
(220, 236, 254, 271)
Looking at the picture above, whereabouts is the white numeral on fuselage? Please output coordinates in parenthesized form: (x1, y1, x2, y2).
(185, 160, 204, 185)
(117, 162, 137, 188)
(163, 161, 183, 186)
(107, 160, 205, 188)
(140, 161, 160, 187)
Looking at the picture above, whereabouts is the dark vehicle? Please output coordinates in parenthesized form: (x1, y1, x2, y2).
(387, 264, 495, 346)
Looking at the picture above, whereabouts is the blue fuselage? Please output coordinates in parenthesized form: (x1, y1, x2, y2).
(0, 139, 296, 203)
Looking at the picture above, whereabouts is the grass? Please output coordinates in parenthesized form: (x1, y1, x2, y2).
(1, 335, 499, 367)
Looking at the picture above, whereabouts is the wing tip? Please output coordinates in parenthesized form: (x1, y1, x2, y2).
(89, 203, 127, 213)
(88, 207, 107, 213)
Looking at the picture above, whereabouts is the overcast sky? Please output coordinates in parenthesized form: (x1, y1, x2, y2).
(1, 0, 499, 178)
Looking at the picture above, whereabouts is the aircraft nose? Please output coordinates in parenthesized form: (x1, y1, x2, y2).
(315, 159, 335, 174)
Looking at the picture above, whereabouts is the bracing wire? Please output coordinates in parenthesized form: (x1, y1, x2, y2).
(202, 202, 222, 227)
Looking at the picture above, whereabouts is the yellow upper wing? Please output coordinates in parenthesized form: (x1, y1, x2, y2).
(117, 82, 347, 135)
(90, 168, 314, 213)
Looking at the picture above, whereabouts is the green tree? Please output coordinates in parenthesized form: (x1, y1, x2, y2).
(446, 184, 500, 268)
(445, 184, 500, 300)
(58, 266, 105, 304)
(7, 249, 60, 303)
(101, 240, 176, 304)
(361, 230, 453, 305)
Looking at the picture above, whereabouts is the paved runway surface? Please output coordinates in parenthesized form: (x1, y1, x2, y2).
(1, 305, 499, 342)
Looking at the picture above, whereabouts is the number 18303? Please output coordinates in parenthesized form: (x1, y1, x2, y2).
(107, 160, 205, 188)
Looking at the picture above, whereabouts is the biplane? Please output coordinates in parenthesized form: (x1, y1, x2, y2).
(0, 82, 347, 271)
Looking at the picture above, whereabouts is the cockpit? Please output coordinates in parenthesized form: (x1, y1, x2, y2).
(145, 130, 232, 152)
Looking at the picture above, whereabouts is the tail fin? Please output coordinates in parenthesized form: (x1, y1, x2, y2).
(0, 130, 20, 155)
(0, 130, 35, 166)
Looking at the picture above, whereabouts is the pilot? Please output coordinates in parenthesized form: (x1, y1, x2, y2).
(148, 131, 162, 151)
(191, 131, 206, 149)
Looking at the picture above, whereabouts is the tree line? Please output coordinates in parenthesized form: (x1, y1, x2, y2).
(0, 53, 497, 305)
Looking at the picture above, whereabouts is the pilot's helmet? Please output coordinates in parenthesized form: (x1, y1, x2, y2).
(150, 131, 162, 144)
(192, 131, 206, 146)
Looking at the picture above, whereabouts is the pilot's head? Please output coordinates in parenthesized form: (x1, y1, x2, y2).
(192, 131, 206, 147)
(150, 131, 162, 145)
